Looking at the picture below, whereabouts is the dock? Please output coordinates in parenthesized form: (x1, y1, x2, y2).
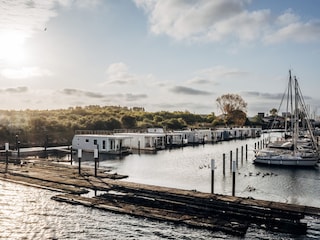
(0, 159, 319, 236)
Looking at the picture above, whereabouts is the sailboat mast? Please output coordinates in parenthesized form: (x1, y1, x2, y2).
(293, 76, 299, 155)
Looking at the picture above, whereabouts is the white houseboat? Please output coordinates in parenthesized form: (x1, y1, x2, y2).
(166, 132, 187, 148)
(173, 130, 200, 145)
(72, 134, 131, 155)
(115, 132, 166, 152)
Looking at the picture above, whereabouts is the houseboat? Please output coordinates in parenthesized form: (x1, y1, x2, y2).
(115, 132, 166, 152)
(166, 132, 187, 148)
(72, 134, 131, 155)
(173, 130, 200, 145)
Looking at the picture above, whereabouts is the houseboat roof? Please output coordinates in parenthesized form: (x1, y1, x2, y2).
(116, 132, 166, 137)
(74, 134, 132, 139)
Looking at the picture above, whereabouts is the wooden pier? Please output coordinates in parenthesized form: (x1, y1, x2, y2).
(0, 159, 319, 236)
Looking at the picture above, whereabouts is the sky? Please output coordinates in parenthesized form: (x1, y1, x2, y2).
(1, 0, 320, 117)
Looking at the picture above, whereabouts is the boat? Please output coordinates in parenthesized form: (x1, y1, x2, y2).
(254, 71, 319, 167)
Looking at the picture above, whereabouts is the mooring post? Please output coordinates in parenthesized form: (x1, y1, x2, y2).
(232, 160, 236, 196)
(230, 150, 232, 170)
(44, 134, 48, 159)
(241, 146, 243, 164)
(245, 144, 248, 160)
(236, 148, 238, 168)
(5, 143, 9, 170)
(17, 140, 20, 160)
(78, 149, 82, 175)
(254, 142, 256, 150)
(211, 159, 215, 194)
(94, 148, 98, 177)
(70, 147, 73, 165)
(222, 153, 225, 176)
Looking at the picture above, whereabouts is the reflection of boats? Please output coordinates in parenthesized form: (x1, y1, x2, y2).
(254, 71, 319, 167)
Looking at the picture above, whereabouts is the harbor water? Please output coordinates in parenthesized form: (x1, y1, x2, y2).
(1, 133, 319, 239)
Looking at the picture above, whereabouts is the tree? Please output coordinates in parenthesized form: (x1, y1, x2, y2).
(269, 108, 278, 116)
(227, 109, 247, 126)
(121, 115, 137, 129)
(216, 94, 247, 126)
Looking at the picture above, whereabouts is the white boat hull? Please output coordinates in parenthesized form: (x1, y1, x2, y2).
(254, 156, 318, 166)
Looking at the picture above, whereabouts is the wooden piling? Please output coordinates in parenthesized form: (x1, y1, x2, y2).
(70, 147, 73, 165)
(241, 146, 243, 164)
(230, 150, 232, 170)
(5, 143, 9, 168)
(223, 153, 225, 176)
(232, 160, 236, 196)
(78, 149, 82, 175)
(236, 148, 238, 167)
(94, 149, 98, 177)
(245, 144, 248, 160)
(211, 159, 215, 194)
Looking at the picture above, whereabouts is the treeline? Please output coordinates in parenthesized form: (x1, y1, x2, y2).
(0, 105, 261, 148)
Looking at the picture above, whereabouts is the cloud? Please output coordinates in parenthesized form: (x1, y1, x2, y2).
(134, 0, 269, 42)
(188, 65, 247, 85)
(0, 0, 102, 42)
(105, 62, 137, 84)
(134, 0, 320, 44)
(61, 88, 105, 98)
(242, 91, 313, 101)
(1, 67, 52, 79)
(264, 20, 320, 44)
(196, 65, 248, 78)
(0, 86, 28, 94)
(104, 62, 154, 85)
(125, 93, 148, 101)
(242, 91, 284, 100)
(170, 86, 211, 95)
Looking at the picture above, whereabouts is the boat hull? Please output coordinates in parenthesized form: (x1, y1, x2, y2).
(253, 157, 318, 167)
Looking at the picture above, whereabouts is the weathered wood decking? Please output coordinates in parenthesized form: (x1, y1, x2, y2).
(0, 160, 319, 236)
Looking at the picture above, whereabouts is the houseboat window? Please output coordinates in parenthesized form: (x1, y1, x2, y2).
(102, 140, 106, 149)
(85, 139, 89, 142)
(110, 140, 114, 149)
(94, 139, 97, 145)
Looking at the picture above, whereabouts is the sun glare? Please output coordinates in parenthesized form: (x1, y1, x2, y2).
(0, 31, 27, 65)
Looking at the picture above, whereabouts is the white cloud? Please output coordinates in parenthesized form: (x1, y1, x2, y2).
(134, 0, 269, 42)
(0, 0, 103, 45)
(264, 20, 320, 44)
(0, 1, 57, 38)
(275, 9, 300, 26)
(104, 62, 154, 85)
(189, 65, 247, 84)
(134, 0, 320, 44)
(1, 67, 52, 79)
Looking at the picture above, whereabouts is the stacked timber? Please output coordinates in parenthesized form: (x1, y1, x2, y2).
(53, 183, 309, 236)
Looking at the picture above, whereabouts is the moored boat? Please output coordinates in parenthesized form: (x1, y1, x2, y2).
(254, 71, 319, 167)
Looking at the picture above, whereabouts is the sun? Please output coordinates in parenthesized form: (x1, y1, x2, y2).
(0, 31, 27, 65)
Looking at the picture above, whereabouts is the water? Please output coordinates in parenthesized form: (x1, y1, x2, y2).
(79, 134, 320, 207)
(1, 133, 319, 239)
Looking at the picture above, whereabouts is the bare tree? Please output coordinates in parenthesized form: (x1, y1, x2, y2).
(216, 94, 247, 115)
(216, 94, 247, 126)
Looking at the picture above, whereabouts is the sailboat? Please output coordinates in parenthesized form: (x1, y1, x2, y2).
(254, 71, 319, 167)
